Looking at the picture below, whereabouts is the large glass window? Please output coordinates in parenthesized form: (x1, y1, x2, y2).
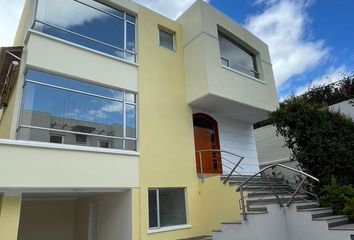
(148, 188, 187, 229)
(218, 32, 259, 78)
(18, 69, 137, 150)
(33, 0, 136, 62)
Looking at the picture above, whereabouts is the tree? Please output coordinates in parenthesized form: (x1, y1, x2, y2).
(269, 99, 354, 186)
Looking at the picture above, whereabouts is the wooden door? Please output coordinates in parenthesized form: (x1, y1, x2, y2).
(194, 126, 222, 174)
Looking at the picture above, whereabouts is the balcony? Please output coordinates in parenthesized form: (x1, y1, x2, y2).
(0, 139, 139, 189)
(178, 0, 278, 123)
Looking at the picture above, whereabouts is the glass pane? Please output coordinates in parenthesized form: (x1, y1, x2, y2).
(126, 23, 136, 52)
(17, 127, 124, 149)
(126, 13, 136, 23)
(125, 92, 136, 103)
(21, 81, 124, 138)
(125, 104, 136, 138)
(36, 0, 128, 58)
(218, 33, 257, 78)
(26, 69, 123, 100)
(159, 189, 187, 227)
(148, 190, 158, 228)
(50, 135, 63, 144)
(125, 140, 137, 151)
(125, 52, 136, 63)
(159, 29, 174, 50)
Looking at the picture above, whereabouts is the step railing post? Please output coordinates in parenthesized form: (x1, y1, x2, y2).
(239, 187, 247, 221)
(286, 176, 307, 207)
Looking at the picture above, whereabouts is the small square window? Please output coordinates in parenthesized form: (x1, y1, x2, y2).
(159, 28, 175, 51)
(50, 135, 63, 144)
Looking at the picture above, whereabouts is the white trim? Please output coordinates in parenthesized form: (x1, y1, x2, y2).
(0, 139, 140, 156)
(27, 30, 139, 67)
(221, 65, 266, 85)
(259, 158, 291, 167)
(147, 224, 192, 234)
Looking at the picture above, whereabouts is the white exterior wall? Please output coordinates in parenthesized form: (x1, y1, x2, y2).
(216, 116, 259, 175)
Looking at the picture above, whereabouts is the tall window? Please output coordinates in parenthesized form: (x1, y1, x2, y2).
(33, 0, 136, 62)
(18, 69, 137, 150)
(218, 32, 259, 79)
(148, 188, 187, 229)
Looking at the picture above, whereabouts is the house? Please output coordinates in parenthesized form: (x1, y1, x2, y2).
(0, 0, 278, 239)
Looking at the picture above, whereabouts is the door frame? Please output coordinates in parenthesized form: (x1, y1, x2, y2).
(193, 113, 222, 174)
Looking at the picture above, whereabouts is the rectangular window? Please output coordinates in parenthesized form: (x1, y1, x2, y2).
(33, 0, 136, 62)
(148, 188, 187, 229)
(18, 69, 137, 150)
(218, 32, 259, 79)
(50, 135, 63, 144)
(159, 27, 175, 51)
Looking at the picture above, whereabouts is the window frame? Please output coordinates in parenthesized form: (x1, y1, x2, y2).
(31, 0, 137, 62)
(218, 30, 260, 79)
(158, 26, 176, 51)
(148, 188, 188, 230)
(17, 68, 138, 151)
(49, 134, 64, 144)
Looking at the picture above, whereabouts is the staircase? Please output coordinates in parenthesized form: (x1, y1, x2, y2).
(211, 171, 354, 240)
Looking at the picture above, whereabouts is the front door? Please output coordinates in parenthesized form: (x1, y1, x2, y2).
(193, 114, 222, 174)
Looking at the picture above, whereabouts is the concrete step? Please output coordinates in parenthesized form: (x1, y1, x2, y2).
(313, 215, 349, 228)
(330, 223, 354, 230)
(296, 202, 320, 210)
(178, 236, 212, 240)
(247, 206, 268, 212)
(247, 194, 309, 204)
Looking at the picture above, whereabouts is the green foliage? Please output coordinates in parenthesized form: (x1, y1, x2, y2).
(320, 177, 354, 221)
(269, 99, 354, 186)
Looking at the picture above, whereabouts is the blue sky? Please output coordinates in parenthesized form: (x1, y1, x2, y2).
(0, 0, 353, 100)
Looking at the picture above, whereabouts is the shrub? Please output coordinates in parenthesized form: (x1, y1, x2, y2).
(320, 177, 354, 221)
(269, 99, 354, 186)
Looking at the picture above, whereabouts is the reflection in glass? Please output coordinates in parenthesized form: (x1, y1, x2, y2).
(19, 69, 136, 150)
(148, 190, 158, 228)
(218, 32, 258, 78)
(35, 0, 136, 62)
(159, 29, 174, 50)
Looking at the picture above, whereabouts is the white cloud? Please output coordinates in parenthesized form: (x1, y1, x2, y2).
(133, 0, 209, 19)
(0, 0, 24, 47)
(294, 65, 349, 96)
(245, 0, 329, 87)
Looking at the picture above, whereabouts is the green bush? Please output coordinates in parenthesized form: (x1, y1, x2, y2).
(269, 99, 354, 186)
(319, 177, 354, 221)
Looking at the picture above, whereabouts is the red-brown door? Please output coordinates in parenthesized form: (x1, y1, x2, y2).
(193, 123, 222, 174)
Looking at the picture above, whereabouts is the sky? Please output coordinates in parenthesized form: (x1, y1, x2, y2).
(0, 0, 353, 100)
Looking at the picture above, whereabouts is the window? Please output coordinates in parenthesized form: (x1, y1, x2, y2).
(218, 32, 259, 78)
(18, 69, 137, 150)
(33, 0, 136, 62)
(98, 140, 110, 148)
(148, 188, 187, 229)
(159, 27, 175, 51)
(50, 135, 63, 144)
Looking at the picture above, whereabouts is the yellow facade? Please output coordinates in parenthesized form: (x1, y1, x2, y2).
(0, 196, 22, 240)
(137, 7, 240, 239)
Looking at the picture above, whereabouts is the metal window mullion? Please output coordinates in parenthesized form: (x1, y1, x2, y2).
(123, 91, 126, 150)
(19, 125, 124, 140)
(25, 79, 123, 102)
(156, 189, 161, 228)
(124, 12, 127, 60)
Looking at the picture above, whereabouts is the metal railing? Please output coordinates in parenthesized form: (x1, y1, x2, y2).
(195, 149, 244, 184)
(236, 164, 320, 220)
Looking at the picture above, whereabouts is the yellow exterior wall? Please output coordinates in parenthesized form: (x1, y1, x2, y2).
(0, 196, 22, 240)
(199, 177, 240, 231)
(137, 7, 240, 240)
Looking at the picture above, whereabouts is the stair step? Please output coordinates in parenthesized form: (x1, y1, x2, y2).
(246, 211, 268, 215)
(221, 220, 241, 224)
(247, 194, 309, 204)
(310, 209, 334, 219)
(296, 203, 320, 210)
(330, 223, 354, 230)
(247, 206, 268, 212)
(313, 215, 349, 228)
(298, 207, 332, 212)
